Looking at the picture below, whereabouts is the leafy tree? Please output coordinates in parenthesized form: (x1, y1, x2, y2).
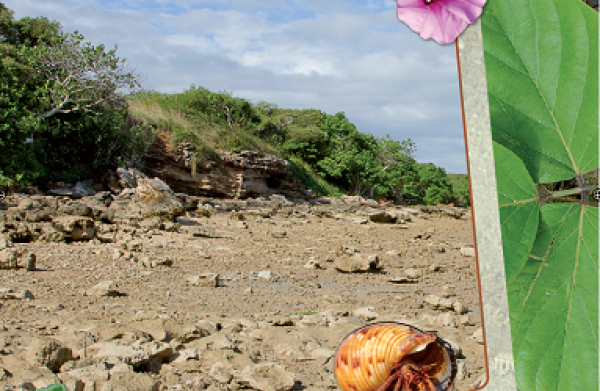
(0, 4, 56, 184)
(316, 113, 381, 195)
(414, 163, 455, 205)
(448, 174, 471, 206)
(22, 32, 141, 119)
(277, 109, 326, 162)
(370, 135, 419, 203)
(0, 3, 149, 184)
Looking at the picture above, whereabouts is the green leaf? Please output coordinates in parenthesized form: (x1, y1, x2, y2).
(482, 1, 598, 390)
(507, 204, 598, 391)
(482, 0, 598, 183)
(494, 142, 539, 282)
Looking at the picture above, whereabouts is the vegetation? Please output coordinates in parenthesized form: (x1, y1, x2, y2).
(0, 4, 469, 206)
(0, 3, 151, 185)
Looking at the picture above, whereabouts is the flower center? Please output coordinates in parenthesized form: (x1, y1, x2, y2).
(423, 0, 434, 4)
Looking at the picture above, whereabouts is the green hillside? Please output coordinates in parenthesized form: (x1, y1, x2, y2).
(0, 4, 470, 206)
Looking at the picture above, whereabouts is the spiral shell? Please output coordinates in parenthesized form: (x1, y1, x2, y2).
(334, 322, 456, 391)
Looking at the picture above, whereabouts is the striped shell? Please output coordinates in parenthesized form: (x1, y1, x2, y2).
(334, 322, 456, 391)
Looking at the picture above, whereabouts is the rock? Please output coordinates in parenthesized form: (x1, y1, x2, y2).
(452, 300, 468, 314)
(0, 287, 34, 300)
(51, 215, 96, 241)
(59, 202, 93, 218)
(337, 246, 360, 256)
(304, 258, 323, 269)
(187, 225, 221, 238)
(334, 254, 383, 273)
(353, 307, 379, 321)
(435, 313, 456, 327)
(57, 373, 85, 391)
(27, 338, 74, 372)
(143, 142, 296, 199)
(90, 341, 173, 371)
(110, 177, 186, 223)
(419, 205, 466, 219)
(368, 210, 396, 223)
(271, 229, 287, 238)
(388, 276, 418, 284)
(138, 217, 164, 231)
(0, 235, 12, 250)
(0, 248, 18, 269)
(458, 313, 477, 326)
(236, 363, 295, 391)
(267, 316, 294, 327)
(469, 328, 484, 344)
(1, 355, 60, 388)
(87, 280, 123, 297)
(258, 270, 272, 280)
(101, 371, 160, 391)
(116, 167, 148, 189)
(187, 273, 219, 287)
(17, 198, 41, 211)
(404, 268, 420, 279)
(460, 247, 476, 257)
(209, 361, 235, 384)
(140, 256, 174, 268)
(64, 362, 110, 390)
(424, 295, 454, 311)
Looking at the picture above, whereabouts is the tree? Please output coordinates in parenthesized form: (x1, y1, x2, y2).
(415, 163, 455, 205)
(22, 31, 141, 119)
(316, 113, 381, 195)
(0, 3, 57, 184)
(370, 135, 419, 203)
(0, 4, 150, 184)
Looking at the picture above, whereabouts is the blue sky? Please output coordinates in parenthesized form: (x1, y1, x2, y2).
(7, 0, 468, 174)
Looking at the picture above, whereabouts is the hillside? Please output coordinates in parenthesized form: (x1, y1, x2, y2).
(127, 87, 470, 206)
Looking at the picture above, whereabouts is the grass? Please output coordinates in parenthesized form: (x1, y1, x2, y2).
(127, 92, 276, 157)
(286, 155, 343, 198)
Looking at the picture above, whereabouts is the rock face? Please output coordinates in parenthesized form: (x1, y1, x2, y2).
(143, 137, 304, 199)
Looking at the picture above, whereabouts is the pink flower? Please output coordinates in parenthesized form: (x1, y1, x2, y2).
(397, 0, 487, 45)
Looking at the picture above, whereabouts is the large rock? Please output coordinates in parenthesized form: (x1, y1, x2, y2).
(89, 341, 173, 372)
(26, 338, 74, 372)
(143, 137, 303, 199)
(51, 215, 96, 241)
(86, 280, 123, 297)
(334, 254, 384, 273)
(110, 177, 185, 223)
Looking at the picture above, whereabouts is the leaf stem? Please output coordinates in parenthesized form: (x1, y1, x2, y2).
(542, 185, 595, 200)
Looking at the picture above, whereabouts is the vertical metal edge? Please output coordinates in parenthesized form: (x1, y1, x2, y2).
(456, 19, 517, 391)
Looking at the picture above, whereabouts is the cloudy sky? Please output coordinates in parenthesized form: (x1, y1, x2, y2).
(7, 0, 469, 174)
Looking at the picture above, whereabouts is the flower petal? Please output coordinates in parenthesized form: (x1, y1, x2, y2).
(439, 0, 486, 24)
(397, 0, 426, 6)
(419, 4, 469, 44)
(397, 5, 430, 35)
(397, 0, 487, 45)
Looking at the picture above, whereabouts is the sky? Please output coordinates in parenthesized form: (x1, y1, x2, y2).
(7, 0, 469, 174)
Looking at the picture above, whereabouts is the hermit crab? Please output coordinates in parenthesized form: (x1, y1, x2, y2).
(334, 322, 457, 391)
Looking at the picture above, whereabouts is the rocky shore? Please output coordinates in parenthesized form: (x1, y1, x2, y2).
(0, 173, 485, 391)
